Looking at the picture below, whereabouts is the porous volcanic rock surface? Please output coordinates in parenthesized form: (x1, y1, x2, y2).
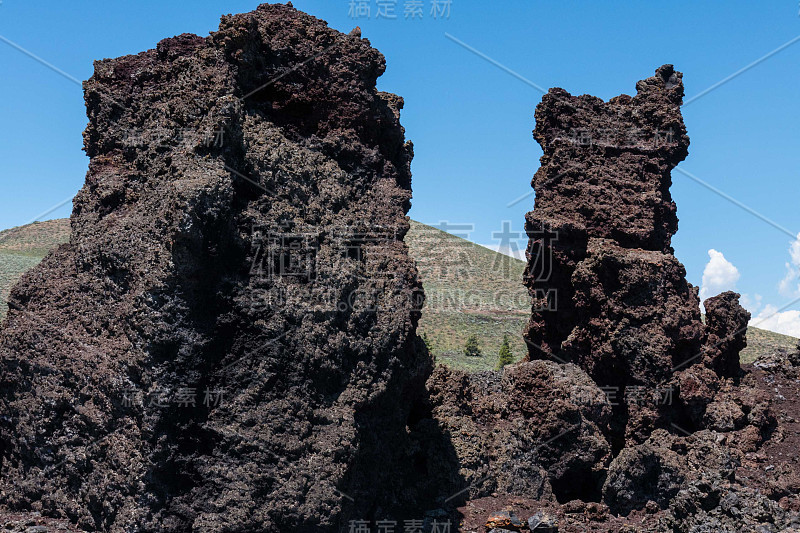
(421, 361, 613, 505)
(523, 65, 751, 446)
(703, 290, 752, 379)
(0, 3, 432, 532)
(1, 15, 798, 533)
(444, 336, 800, 532)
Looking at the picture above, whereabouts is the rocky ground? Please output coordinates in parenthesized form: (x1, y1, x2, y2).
(446, 351, 800, 532)
(0, 512, 83, 533)
(3, 348, 798, 532)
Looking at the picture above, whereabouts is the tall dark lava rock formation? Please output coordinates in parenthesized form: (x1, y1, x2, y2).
(0, 4, 429, 531)
(524, 65, 750, 445)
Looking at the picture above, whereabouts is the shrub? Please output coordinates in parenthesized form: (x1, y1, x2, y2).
(464, 334, 481, 357)
(421, 332, 433, 354)
(497, 334, 514, 369)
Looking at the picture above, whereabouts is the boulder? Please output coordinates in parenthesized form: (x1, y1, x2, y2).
(424, 361, 612, 504)
(485, 510, 524, 530)
(702, 291, 750, 378)
(603, 429, 739, 516)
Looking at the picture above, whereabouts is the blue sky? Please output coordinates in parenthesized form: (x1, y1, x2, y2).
(1, 1, 800, 334)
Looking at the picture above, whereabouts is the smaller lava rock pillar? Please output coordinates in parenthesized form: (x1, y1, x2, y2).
(524, 65, 749, 445)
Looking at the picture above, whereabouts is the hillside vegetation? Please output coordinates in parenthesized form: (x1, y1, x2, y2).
(407, 220, 797, 369)
(0, 219, 71, 321)
(406, 220, 529, 370)
(0, 218, 794, 367)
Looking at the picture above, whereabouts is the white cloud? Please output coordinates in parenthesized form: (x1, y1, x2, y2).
(736, 234, 800, 338)
(779, 233, 800, 297)
(699, 249, 740, 303)
(480, 243, 526, 262)
(750, 304, 800, 338)
(739, 293, 763, 314)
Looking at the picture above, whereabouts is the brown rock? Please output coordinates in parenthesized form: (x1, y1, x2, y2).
(422, 361, 611, 504)
(523, 65, 712, 445)
(703, 400, 747, 432)
(0, 4, 429, 531)
(673, 365, 721, 428)
(602, 429, 739, 516)
(485, 509, 524, 530)
(702, 291, 750, 378)
(527, 64, 688, 253)
(602, 434, 687, 515)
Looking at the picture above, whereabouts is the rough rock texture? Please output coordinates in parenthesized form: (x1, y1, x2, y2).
(407, 66, 792, 532)
(463, 65, 800, 531)
(1, 27, 796, 533)
(656, 353, 800, 532)
(422, 361, 612, 505)
(0, 4, 431, 532)
(453, 352, 800, 532)
(523, 65, 751, 447)
(703, 291, 751, 379)
(0, 510, 84, 533)
(524, 64, 693, 352)
(602, 429, 740, 516)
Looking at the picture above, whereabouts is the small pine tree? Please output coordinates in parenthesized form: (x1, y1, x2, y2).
(464, 334, 481, 357)
(497, 335, 513, 370)
(421, 332, 433, 353)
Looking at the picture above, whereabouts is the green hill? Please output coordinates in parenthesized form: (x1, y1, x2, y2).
(0, 219, 71, 322)
(740, 326, 799, 363)
(407, 220, 798, 368)
(0, 218, 795, 368)
(0, 218, 71, 257)
(406, 220, 529, 371)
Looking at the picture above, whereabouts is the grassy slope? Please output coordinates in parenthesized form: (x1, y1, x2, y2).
(407, 220, 530, 371)
(740, 326, 798, 363)
(0, 219, 71, 257)
(0, 218, 795, 367)
(406, 220, 798, 369)
(0, 219, 71, 321)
